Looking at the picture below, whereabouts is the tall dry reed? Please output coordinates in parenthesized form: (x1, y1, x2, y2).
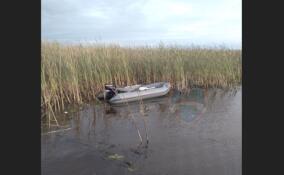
(41, 42, 241, 114)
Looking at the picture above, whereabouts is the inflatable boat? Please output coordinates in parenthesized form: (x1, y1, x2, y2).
(97, 82, 171, 104)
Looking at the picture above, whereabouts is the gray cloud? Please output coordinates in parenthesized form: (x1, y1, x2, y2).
(42, 0, 241, 47)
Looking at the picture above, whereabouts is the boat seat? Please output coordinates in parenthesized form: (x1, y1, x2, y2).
(116, 85, 141, 93)
(139, 87, 155, 91)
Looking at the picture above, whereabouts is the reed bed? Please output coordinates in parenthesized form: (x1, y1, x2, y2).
(41, 42, 241, 114)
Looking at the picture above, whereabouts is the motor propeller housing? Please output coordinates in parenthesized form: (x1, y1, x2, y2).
(96, 85, 117, 101)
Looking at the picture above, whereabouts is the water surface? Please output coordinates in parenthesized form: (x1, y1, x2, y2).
(42, 88, 241, 175)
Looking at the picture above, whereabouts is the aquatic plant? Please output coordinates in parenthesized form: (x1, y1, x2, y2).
(41, 42, 241, 114)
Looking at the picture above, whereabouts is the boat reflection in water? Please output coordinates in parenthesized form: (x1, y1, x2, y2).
(103, 88, 209, 128)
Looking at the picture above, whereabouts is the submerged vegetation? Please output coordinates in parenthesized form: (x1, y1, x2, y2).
(41, 42, 241, 114)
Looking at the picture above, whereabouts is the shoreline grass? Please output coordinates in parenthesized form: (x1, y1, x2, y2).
(41, 42, 241, 114)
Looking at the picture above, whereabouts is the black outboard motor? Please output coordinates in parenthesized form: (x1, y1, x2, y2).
(96, 85, 117, 101)
(104, 85, 117, 99)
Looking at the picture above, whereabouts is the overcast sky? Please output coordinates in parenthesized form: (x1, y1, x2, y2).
(42, 0, 241, 48)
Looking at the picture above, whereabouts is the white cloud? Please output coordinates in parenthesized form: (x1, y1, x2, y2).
(82, 10, 108, 19)
(42, 0, 241, 47)
(141, 0, 193, 22)
(161, 0, 241, 42)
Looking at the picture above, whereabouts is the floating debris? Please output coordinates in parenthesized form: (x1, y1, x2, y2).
(123, 161, 136, 172)
(107, 154, 124, 160)
(64, 111, 68, 114)
(127, 167, 136, 172)
(123, 161, 132, 167)
(41, 127, 72, 135)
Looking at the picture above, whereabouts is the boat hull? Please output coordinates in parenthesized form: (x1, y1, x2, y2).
(108, 82, 171, 104)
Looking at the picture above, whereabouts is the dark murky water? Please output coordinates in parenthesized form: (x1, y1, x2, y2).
(41, 88, 241, 175)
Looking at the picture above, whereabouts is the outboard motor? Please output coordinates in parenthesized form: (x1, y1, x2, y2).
(96, 85, 117, 101)
(104, 85, 117, 99)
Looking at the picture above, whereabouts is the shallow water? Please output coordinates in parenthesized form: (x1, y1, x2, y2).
(41, 87, 241, 175)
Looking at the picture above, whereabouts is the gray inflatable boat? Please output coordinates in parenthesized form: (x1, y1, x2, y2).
(107, 82, 171, 104)
(108, 82, 170, 104)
